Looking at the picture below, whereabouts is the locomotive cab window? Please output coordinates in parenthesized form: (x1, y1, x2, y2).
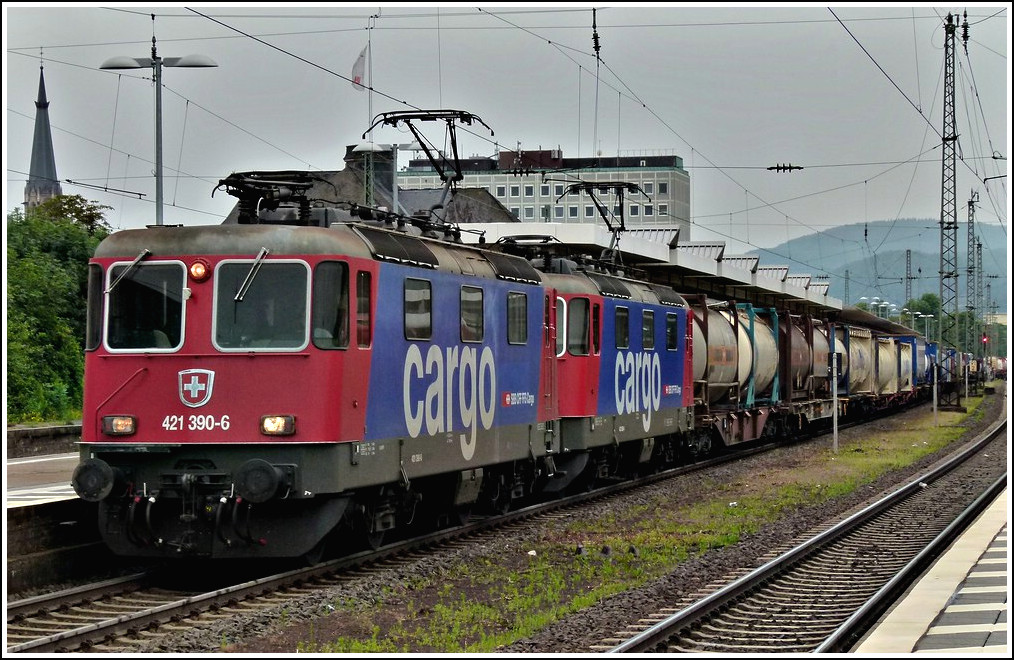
(567, 297, 590, 356)
(642, 310, 655, 350)
(356, 271, 372, 347)
(214, 260, 309, 350)
(312, 261, 350, 349)
(460, 285, 484, 342)
(105, 261, 185, 351)
(405, 278, 432, 340)
(85, 263, 104, 351)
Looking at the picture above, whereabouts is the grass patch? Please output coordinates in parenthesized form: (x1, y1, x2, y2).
(293, 398, 992, 652)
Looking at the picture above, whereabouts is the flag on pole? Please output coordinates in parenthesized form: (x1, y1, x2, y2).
(351, 45, 367, 91)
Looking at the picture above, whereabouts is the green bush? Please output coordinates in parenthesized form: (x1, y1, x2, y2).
(6, 196, 110, 423)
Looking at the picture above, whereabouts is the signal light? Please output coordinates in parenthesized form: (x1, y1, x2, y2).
(189, 259, 211, 282)
(982, 334, 988, 343)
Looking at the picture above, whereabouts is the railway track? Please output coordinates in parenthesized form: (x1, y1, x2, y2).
(6, 439, 762, 653)
(4, 400, 980, 653)
(601, 418, 1007, 653)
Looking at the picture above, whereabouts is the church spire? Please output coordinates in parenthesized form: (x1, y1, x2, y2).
(24, 60, 63, 210)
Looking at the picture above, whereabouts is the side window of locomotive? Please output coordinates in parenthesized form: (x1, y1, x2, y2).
(312, 261, 349, 349)
(555, 297, 566, 357)
(568, 297, 590, 356)
(592, 303, 601, 354)
(460, 285, 484, 343)
(85, 263, 103, 351)
(356, 271, 372, 347)
(106, 262, 184, 351)
(666, 312, 679, 351)
(507, 291, 527, 345)
(404, 278, 432, 340)
(214, 261, 308, 350)
(615, 307, 630, 349)
(642, 310, 655, 350)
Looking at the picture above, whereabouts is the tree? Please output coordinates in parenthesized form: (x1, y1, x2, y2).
(6, 196, 111, 422)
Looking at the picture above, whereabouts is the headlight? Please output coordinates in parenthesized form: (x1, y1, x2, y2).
(102, 415, 136, 435)
(261, 415, 295, 435)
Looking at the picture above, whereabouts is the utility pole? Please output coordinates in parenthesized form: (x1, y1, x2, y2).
(937, 11, 966, 411)
(965, 192, 978, 355)
(843, 269, 849, 305)
(905, 250, 913, 307)
(975, 241, 983, 357)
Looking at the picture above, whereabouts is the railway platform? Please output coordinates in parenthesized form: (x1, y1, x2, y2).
(853, 486, 1009, 654)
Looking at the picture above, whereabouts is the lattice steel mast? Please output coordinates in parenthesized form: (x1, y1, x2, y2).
(965, 192, 978, 355)
(937, 12, 966, 410)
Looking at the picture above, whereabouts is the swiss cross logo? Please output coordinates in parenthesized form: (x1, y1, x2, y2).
(179, 369, 215, 408)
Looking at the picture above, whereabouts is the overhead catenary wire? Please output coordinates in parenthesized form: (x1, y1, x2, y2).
(7, 5, 1006, 283)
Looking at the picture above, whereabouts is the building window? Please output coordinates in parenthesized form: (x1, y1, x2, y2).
(629, 205, 639, 217)
(554, 205, 564, 219)
(644, 205, 654, 217)
(510, 207, 520, 218)
(569, 206, 578, 218)
(524, 206, 535, 219)
(658, 182, 668, 195)
(643, 182, 653, 195)
(555, 184, 565, 197)
(658, 203, 668, 217)
(540, 184, 550, 197)
(524, 184, 534, 197)
(584, 206, 595, 218)
(496, 185, 506, 197)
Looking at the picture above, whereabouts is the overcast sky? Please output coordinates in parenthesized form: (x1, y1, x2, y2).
(3, 3, 1010, 275)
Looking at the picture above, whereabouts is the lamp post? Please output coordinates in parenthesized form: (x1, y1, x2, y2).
(101, 36, 216, 225)
(922, 314, 934, 337)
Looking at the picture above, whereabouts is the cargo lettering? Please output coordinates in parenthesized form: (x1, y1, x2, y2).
(615, 351, 661, 432)
(403, 344, 496, 460)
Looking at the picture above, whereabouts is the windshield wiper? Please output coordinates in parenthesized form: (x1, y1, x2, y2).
(234, 247, 270, 301)
(105, 249, 151, 294)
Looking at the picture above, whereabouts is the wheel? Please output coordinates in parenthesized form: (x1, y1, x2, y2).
(364, 529, 386, 551)
(450, 504, 473, 527)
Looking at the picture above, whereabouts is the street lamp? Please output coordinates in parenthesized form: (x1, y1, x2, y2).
(879, 302, 890, 319)
(922, 314, 934, 338)
(101, 36, 216, 225)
